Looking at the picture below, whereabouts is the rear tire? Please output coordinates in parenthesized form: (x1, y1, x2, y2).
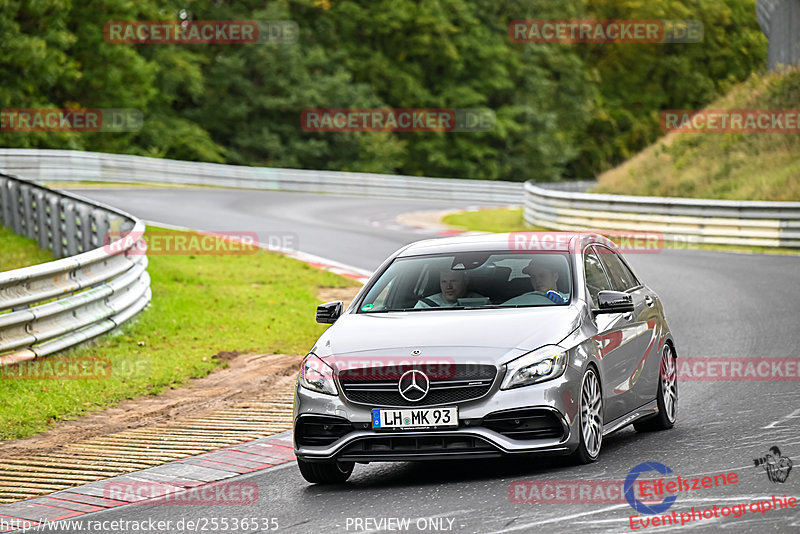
(570, 367, 603, 465)
(634, 344, 677, 432)
(297, 458, 354, 484)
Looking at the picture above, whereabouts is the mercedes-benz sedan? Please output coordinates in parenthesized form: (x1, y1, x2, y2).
(293, 232, 677, 483)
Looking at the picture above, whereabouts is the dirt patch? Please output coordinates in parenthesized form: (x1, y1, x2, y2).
(212, 349, 241, 362)
(0, 352, 301, 457)
(0, 285, 361, 458)
(395, 209, 457, 230)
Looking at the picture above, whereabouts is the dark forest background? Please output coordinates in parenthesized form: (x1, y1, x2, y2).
(0, 0, 767, 181)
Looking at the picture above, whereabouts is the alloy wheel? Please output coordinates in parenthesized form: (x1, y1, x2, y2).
(660, 346, 678, 423)
(580, 369, 603, 458)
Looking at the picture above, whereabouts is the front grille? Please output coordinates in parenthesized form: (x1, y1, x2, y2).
(339, 364, 497, 407)
(295, 415, 353, 446)
(482, 408, 564, 440)
(338, 434, 499, 461)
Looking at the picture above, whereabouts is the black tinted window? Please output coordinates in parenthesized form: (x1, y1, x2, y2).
(595, 246, 638, 291)
(358, 252, 573, 312)
(583, 249, 611, 308)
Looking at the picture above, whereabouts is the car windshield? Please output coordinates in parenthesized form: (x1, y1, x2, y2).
(358, 252, 572, 312)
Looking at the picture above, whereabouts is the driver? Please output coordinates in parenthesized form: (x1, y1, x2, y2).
(504, 256, 569, 305)
(414, 270, 483, 308)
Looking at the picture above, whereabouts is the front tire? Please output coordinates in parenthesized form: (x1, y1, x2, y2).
(570, 366, 603, 464)
(297, 458, 354, 484)
(634, 344, 677, 432)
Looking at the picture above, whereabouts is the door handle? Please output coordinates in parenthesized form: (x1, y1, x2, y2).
(623, 312, 633, 321)
(644, 295, 655, 307)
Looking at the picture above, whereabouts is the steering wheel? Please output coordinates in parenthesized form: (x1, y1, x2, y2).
(531, 290, 567, 304)
(418, 296, 440, 307)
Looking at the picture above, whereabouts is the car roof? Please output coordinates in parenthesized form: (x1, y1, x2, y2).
(396, 232, 615, 257)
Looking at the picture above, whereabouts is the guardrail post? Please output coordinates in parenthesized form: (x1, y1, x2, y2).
(7, 180, 23, 235)
(91, 208, 110, 250)
(0, 177, 8, 227)
(45, 193, 64, 257)
(60, 198, 79, 257)
(19, 184, 36, 240)
(32, 188, 49, 250)
(75, 204, 92, 254)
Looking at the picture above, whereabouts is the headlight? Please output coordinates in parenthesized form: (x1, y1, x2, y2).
(501, 345, 567, 390)
(299, 354, 338, 396)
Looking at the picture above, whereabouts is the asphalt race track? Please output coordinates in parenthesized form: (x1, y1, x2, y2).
(39, 188, 800, 533)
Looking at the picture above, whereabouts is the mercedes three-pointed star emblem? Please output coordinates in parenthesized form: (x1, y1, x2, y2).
(398, 369, 430, 402)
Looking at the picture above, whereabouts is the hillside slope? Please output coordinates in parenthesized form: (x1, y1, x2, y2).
(594, 67, 800, 201)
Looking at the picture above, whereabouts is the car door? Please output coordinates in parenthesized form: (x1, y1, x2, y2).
(596, 247, 663, 408)
(594, 245, 662, 413)
(583, 246, 641, 423)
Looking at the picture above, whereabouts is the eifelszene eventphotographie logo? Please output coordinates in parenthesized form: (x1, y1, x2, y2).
(754, 446, 793, 484)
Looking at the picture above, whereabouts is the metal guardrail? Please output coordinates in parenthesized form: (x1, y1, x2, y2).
(524, 182, 800, 248)
(0, 172, 151, 367)
(4, 148, 798, 249)
(757, 0, 800, 70)
(0, 149, 524, 204)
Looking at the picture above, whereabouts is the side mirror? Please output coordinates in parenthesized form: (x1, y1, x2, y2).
(595, 291, 634, 314)
(316, 301, 343, 324)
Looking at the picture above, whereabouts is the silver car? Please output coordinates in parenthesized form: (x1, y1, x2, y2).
(293, 232, 677, 483)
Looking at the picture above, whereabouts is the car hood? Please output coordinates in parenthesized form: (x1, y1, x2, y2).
(313, 306, 581, 365)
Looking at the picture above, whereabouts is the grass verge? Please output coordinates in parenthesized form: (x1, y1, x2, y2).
(443, 207, 546, 233)
(0, 226, 56, 271)
(442, 207, 800, 256)
(0, 226, 358, 440)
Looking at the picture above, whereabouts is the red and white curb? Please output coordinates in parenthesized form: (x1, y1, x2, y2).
(276, 248, 371, 284)
(0, 432, 295, 532)
(368, 206, 494, 237)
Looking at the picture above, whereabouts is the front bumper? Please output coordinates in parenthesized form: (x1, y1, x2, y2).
(293, 364, 584, 462)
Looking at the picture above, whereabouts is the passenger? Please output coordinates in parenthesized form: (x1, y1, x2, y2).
(504, 256, 569, 305)
(415, 270, 483, 308)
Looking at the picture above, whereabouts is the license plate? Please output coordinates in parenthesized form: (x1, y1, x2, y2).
(371, 407, 458, 430)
